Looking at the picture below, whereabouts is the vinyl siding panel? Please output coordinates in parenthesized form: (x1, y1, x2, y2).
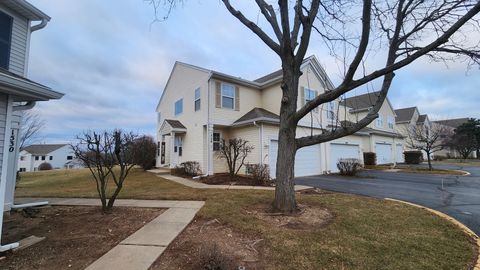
(0, 6, 29, 75)
(0, 94, 8, 173)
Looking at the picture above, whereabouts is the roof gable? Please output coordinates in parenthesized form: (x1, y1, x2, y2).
(21, 144, 68, 155)
(394, 107, 418, 123)
(340, 91, 396, 115)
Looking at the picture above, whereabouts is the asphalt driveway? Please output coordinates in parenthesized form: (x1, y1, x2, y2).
(296, 164, 480, 235)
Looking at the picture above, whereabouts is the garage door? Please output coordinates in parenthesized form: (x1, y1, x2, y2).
(330, 143, 360, 172)
(396, 144, 404, 163)
(269, 140, 321, 178)
(376, 143, 393, 164)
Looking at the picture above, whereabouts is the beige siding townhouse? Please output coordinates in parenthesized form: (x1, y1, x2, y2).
(156, 56, 404, 178)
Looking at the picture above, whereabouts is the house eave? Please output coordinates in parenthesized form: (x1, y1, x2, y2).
(0, 72, 63, 101)
(2, 0, 51, 21)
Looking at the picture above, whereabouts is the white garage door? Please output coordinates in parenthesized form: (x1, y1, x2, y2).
(376, 143, 393, 164)
(269, 140, 321, 178)
(396, 144, 404, 163)
(330, 144, 360, 172)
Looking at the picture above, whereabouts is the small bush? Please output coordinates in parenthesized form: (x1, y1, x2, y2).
(196, 243, 235, 270)
(38, 162, 53, 171)
(363, 152, 376, 166)
(172, 161, 201, 177)
(337, 158, 362, 176)
(131, 135, 156, 170)
(247, 163, 271, 185)
(404, 151, 423, 164)
(433, 155, 447, 161)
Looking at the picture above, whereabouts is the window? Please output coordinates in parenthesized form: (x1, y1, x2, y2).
(49, 156, 53, 161)
(19, 168, 26, 172)
(20, 156, 25, 161)
(304, 88, 318, 112)
(387, 116, 395, 129)
(174, 137, 182, 156)
(0, 12, 12, 70)
(221, 84, 235, 109)
(376, 115, 384, 128)
(41, 156, 46, 161)
(67, 156, 73, 160)
(174, 99, 183, 115)
(213, 132, 221, 151)
(194, 88, 201, 111)
(35, 156, 39, 161)
(327, 102, 335, 120)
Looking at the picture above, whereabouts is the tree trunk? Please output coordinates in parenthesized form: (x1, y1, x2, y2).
(427, 152, 432, 170)
(273, 56, 300, 214)
(106, 184, 123, 212)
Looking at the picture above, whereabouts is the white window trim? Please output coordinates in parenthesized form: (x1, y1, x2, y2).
(221, 83, 235, 110)
(387, 116, 395, 129)
(174, 98, 183, 116)
(212, 131, 222, 151)
(194, 88, 201, 111)
(376, 115, 384, 128)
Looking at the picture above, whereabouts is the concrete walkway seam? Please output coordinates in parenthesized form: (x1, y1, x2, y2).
(385, 198, 480, 270)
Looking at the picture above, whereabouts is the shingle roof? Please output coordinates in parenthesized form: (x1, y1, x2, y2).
(253, 57, 314, 84)
(21, 144, 68, 155)
(394, 107, 417, 123)
(339, 91, 381, 111)
(417, 114, 427, 124)
(434, 118, 470, 128)
(165, 119, 187, 129)
(233, 108, 279, 125)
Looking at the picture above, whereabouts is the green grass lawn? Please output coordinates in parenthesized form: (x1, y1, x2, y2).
(434, 159, 480, 167)
(16, 168, 477, 269)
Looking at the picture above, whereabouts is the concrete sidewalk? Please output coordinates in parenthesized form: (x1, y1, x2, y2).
(17, 198, 204, 270)
(149, 170, 312, 191)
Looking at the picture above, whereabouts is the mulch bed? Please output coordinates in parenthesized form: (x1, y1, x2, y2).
(0, 206, 164, 270)
(200, 174, 273, 187)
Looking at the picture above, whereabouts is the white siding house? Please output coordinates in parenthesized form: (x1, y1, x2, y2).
(18, 144, 79, 172)
(0, 1, 63, 252)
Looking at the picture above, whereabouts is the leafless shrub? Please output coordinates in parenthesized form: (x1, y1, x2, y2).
(71, 129, 138, 213)
(337, 158, 362, 176)
(181, 161, 201, 176)
(196, 243, 236, 270)
(216, 138, 254, 177)
(248, 163, 271, 186)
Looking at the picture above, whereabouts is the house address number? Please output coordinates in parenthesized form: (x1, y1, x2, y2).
(9, 130, 15, 152)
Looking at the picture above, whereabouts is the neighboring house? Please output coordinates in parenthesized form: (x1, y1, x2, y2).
(433, 118, 477, 158)
(394, 107, 432, 159)
(155, 56, 404, 178)
(0, 0, 63, 226)
(337, 92, 405, 165)
(18, 144, 79, 172)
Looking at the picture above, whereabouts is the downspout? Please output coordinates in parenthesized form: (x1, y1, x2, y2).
(31, 19, 49, 32)
(198, 73, 214, 178)
(11, 102, 49, 208)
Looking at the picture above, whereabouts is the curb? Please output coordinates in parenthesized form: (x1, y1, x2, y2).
(385, 198, 480, 270)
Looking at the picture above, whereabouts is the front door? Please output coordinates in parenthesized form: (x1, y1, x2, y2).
(172, 136, 183, 166)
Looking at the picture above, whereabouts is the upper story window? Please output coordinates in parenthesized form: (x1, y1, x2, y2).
(376, 114, 384, 128)
(49, 156, 53, 161)
(174, 98, 183, 116)
(67, 156, 73, 160)
(327, 102, 335, 120)
(387, 116, 395, 129)
(35, 156, 39, 161)
(194, 88, 201, 111)
(0, 11, 13, 70)
(221, 83, 235, 109)
(304, 88, 316, 104)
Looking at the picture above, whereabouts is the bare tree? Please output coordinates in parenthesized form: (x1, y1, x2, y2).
(151, 0, 480, 213)
(217, 138, 254, 177)
(71, 130, 138, 213)
(405, 123, 451, 170)
(19, 110, 45, 149)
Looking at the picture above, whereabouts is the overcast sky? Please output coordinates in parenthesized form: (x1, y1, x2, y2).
(27, 0, 480, 143)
